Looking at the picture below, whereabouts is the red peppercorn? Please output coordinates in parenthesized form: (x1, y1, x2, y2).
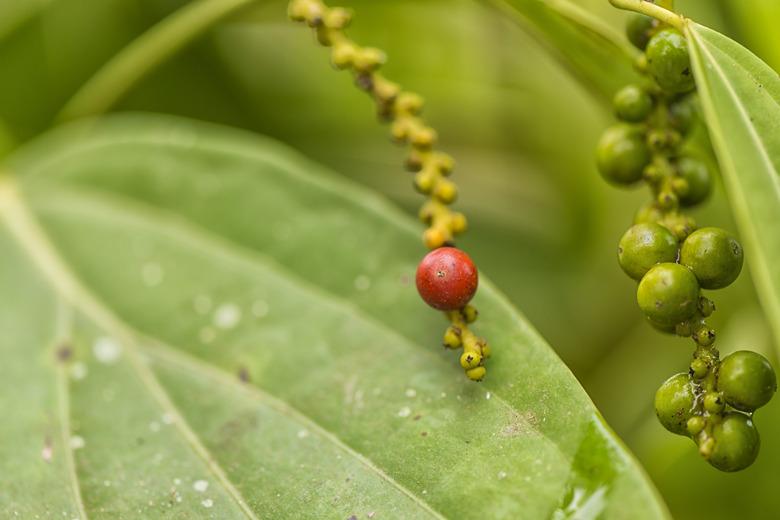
(416, 247, 478, 310)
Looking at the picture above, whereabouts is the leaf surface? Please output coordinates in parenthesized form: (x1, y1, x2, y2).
(0, 114, 667, 518)
(685, 23, 780, 349)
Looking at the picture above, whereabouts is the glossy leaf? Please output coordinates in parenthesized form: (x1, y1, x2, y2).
(484, 0, 637, 101)
(0, 115, 667, 518)
(685, 22, 780, 349)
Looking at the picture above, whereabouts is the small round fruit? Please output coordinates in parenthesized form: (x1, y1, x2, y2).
(707, 413, 760, 472)
(655, 373, 696, 435)
(646, 29, 695, 94)
(637, 263, 700, 326)
(718, 350, 777, 412)
(596, 124, 651, 186)
(676, 157, 711, 207)
(626, 14, 656, 50)
(668, 95, 697, 135)
(614, 85, 653, 122)
(680, 227, 743, 289)
(633, 202, 664, 225)
(618, 223, 679, 280)
(416, 247, 478, 311)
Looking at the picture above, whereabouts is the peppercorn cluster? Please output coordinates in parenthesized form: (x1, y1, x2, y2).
(288, 0, 490, 380)
(597, 12, 777, 471)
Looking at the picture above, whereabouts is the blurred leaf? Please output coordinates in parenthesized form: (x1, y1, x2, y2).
(715, 0, 780, 72)
(685, 22, 780, 350)
(484, 0, 637, 101)
(0, 114, 668, 518)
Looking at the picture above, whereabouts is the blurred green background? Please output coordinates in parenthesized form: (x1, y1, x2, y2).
(2, 0, 778, 517)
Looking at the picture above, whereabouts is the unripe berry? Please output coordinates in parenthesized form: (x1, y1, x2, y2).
(410, 126, 437, 149)
(704, 392, 725, 414)
(675, 157, 711, 207)
(706, 413, 760, 472)
(596, 124, 651, 186)
(687, 416, 706, 436)
(433, 179, 457, 204)
(461, 304, 478, 323)
(637, 263, 700, 326)
(646, 29, 695, 94)
(625, 14, 656, 50)
(466, 366, 486, 381)
(416, 247, 478, 311)
(655, 373, 696, 435)
(690, 358, 709, 379)
(423, 227, 448, 250)
(668, 95, 697, 135)
(613, 84, 653, 122)
(443, 326, 461, 349)
(617, 223, 679, 280)
(353, 47, 385, 73)
(718, 350, 777, 412)
(680, 227, 743, 289)
(450, 212, 468, 234)
(460, 351, 482, 370)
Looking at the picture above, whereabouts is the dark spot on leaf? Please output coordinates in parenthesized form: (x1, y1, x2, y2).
(348, 516, 358, 520)
(421, 431, 428, 437)
(413, 414, 422, 421)
(237, 366, 250, 383)
(682, 67, 691, 76)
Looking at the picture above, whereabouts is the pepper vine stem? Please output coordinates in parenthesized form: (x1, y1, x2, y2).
(608, 0, 684, 31)
(288, 0, 490, 380)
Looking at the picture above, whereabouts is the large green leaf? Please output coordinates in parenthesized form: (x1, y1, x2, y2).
(484, 0, 637, 101)
(0, 114, 667, 518)
(685, 23, 780, 349)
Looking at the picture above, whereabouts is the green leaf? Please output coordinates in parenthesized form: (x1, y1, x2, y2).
(685, 23, 780, 350)
(0, 114, 667, 518)
(484, 0, 637, 101)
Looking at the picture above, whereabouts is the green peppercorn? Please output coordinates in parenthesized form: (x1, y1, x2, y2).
(690, 358, 709, 379)
(626, 14, 656, 51)
(680, 227, 744, 289)
(618, 223, 679, 280)
(676, 157, 711, 207)
(654, 373, 696, 435)
(706, 412, 760, 472)
(687, 416, 706, 436)
(633, 202, 664, 225)
(668, 95, 697, 135)
(704, 392, 725, 414)
(637, 263, 700, 326)
(646, 29, 695, 94)
(718, 350, 777, 412)
(613, 85, 654, 122)
(596, 124, 651, 186)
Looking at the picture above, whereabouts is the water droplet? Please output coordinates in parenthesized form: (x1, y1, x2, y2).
(201, 498, 213, 508)
(70, 436, 85, 450)
(193, 295, 212, 315)
(213, 303, 241, 329)
(70, 362, 88, 380)
(297, 429, 309, 439)
(498, 471, 507, 480)
(354, 275, 371, 291)
(141, 262, 164, 287)
(397, 407, 411, 418)
(485, 392, 492, 400)
(251, 300, 269, 318)
(405, 388, 417, 398)
(193, 480, 209, 492)
(93, 337, 122, 364)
